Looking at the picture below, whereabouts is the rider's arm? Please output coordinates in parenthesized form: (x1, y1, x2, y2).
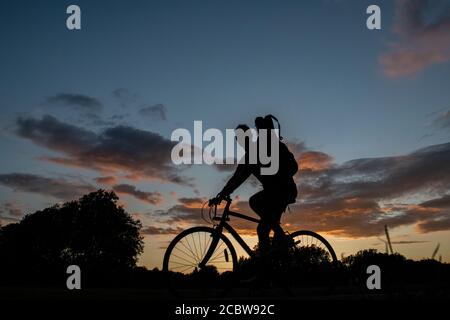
(219, 164, 252, 197)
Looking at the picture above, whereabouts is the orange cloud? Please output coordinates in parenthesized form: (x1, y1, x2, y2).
(177, 197, 207, 209)
(380, 0, 450, 77)
(298, 151, 333, 172)
(94, 176, 118, 185)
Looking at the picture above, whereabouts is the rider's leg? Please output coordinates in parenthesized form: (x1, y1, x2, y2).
(263, 197, 286, 239)
(250, 191, 271, 255)
(248, 192, 273, 286)
(247, 191, 291, 286)
(256, 220, 271, 254)
(250, 191, 287, 248)
(271, 216, 285, 239)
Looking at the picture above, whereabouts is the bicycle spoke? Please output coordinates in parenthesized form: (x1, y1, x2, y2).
(209, 251, 225, 262)
(171, 260, 196, 267)
(208, 256, 226, 264)
(197, 231, 203, 260)
(171, 252, 198, 266)
(173, 244, 196, 259)
(209, 245, 226, 263)
(181, 237, 198, 262)
(208, 259, 228, 263)
(179, 238, 199, 262)
(212, 240, 225, 257)
(206, 241, 225, 265)
(177, 265, 196, 274)
(191, 233, 201, 262)
(186, 234, 200, 262)
(201, 233, 212, 259)
(171, 261, 197, 268)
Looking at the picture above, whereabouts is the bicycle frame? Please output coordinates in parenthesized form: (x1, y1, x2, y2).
(199, 198, 260, 267)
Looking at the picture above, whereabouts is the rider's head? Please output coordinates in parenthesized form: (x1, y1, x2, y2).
(235, 124, 250, 132)
(234, 124, 252, 150)
(254, 117, 265, 131)
(255, 115, 281, 144)
(255, 115, 275, 132)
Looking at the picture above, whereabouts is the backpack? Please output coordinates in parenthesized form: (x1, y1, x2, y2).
(281, 142, 299, 177)
(255, 114, 298, 177)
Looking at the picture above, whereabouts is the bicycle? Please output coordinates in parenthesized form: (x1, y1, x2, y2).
(163, 196, 338, 298)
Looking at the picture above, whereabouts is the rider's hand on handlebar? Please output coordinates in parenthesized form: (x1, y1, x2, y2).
(208, 197, 221, 207)
(208, 193, 227, 206)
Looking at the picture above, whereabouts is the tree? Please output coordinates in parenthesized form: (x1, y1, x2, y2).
(0, 190, 143, 285)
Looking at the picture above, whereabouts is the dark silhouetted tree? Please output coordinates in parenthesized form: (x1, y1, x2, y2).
(0, 190, 143, 285)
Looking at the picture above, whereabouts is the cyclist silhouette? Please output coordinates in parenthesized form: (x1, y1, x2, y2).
(210, 115, 298, 280)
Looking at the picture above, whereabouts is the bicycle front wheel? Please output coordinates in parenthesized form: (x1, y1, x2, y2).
(163, 226, 237, 298)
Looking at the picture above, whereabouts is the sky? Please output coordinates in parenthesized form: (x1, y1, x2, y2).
(1, 0, 450, 268)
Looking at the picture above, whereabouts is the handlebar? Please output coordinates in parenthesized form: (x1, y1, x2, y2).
(202, 195, 232, 224)
(208, 195, 231, 207)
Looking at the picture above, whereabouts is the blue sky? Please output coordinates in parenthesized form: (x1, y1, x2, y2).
(1, 0, 450, 267)
(2, 1, 449, 158)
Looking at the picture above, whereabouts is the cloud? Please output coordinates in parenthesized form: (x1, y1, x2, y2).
(284, 142, 450, 237)
(112, 184, 163, 205)
(432, 109, 450, 130)
(177, 197, 206, 207)
(79, 113, 116, 127)
(284, 141, 334, 172)
(95, 176, 118, 185)
(138, 104, 167, 121)
(16, 115, 96, 153)
(141, 225, 185, 235)
(154, 197, 207, 224)
(0, 202, 23, 224)
(45, 93, 103, 112)
(112, 88, 139, 108)
(15, 115, 190, 185)
(414, 194, 450, 232)
(212, 140, 333, 174)
(0, 173, 95, 200)
(302, 142, 450, 202)
(157, 142, 450, 238)
(0, 202, 23, 225)
(298, 151, 334, 172)
(154, 196, 258, 235)
(380, 0, 450, 77)
(43, 93, 114, 127)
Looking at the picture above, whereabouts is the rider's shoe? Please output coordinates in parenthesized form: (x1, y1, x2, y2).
(240, 254, 273, 289)
(270, 234, 296, 256)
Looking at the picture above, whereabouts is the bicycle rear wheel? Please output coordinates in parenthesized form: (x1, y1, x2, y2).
(163, 226, 237, 298)
(275, 230, 338, 295)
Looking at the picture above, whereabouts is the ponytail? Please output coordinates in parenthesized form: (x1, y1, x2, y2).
(265, 114, 282, 140)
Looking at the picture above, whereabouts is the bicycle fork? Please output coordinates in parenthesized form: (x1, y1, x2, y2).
(198, 226, 224, 269)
